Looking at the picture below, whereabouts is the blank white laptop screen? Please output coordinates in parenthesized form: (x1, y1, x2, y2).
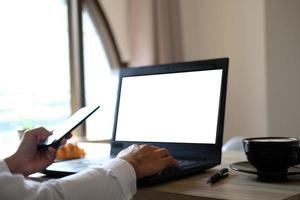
(115, 69, 223, 144)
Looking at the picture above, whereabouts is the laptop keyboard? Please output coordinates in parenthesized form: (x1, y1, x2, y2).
(137, 159, 209, 187)
(178, 160, 198, 168)
(158, 160, 199, 174)
(156, 160, 196, 176)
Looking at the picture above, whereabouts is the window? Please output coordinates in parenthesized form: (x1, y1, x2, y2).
(0, 0, 70, 156)
(82, 2, 119, 141)
(0, 0, 120, 158)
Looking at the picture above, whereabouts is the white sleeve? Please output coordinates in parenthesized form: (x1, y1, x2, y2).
(0, 158, 137, 200)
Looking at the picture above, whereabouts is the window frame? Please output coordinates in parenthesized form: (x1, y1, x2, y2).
(68, 0, 123, 138)
(68, 0, 86, 137)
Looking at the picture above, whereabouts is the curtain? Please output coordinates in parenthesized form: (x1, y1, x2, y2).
(85, 0, 124, 68)
(128, 0, 183, 67)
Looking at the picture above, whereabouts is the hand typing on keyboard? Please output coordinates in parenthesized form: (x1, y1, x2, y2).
(117, 144, 179, 179)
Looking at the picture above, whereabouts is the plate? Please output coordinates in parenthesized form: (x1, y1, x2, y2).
(230, 161, 300, 181)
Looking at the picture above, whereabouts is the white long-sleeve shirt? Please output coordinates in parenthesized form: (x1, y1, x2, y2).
(0, 159, 136, 200)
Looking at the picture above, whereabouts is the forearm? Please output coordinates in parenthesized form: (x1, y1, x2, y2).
(0, 159, 136, 200)
(0, 160, 66, 200)
(59, 159, 136, 200)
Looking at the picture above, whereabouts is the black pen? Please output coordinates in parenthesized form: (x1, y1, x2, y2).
(207, 168, 229, 184)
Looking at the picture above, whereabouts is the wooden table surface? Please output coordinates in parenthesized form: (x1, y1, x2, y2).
(134, 151, 300, 200)
(27, 143, 300, 200)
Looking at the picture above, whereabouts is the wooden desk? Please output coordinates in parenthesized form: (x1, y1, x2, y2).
(27, 144, 300, 200)
(134, 151, 300, 200)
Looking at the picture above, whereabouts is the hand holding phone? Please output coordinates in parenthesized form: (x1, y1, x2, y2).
(39, 105, 100, 149)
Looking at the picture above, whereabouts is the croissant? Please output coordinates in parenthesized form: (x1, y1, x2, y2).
(56, 143, 86, 160)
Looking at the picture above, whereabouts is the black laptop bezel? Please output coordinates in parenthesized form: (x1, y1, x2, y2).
(111, 58, 228, 165)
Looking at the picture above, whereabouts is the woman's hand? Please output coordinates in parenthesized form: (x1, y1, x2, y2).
(5, 127, 68, 176)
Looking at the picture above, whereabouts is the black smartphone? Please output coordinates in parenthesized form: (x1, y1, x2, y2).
(39, 105, 100, 149)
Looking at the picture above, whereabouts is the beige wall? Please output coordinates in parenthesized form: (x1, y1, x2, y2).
(265, 0, 300, 138)
(100, 0, 300, 142)
(179, 0, 268, 142)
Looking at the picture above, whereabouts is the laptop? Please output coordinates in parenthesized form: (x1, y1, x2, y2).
(42, 57, 229, 186)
